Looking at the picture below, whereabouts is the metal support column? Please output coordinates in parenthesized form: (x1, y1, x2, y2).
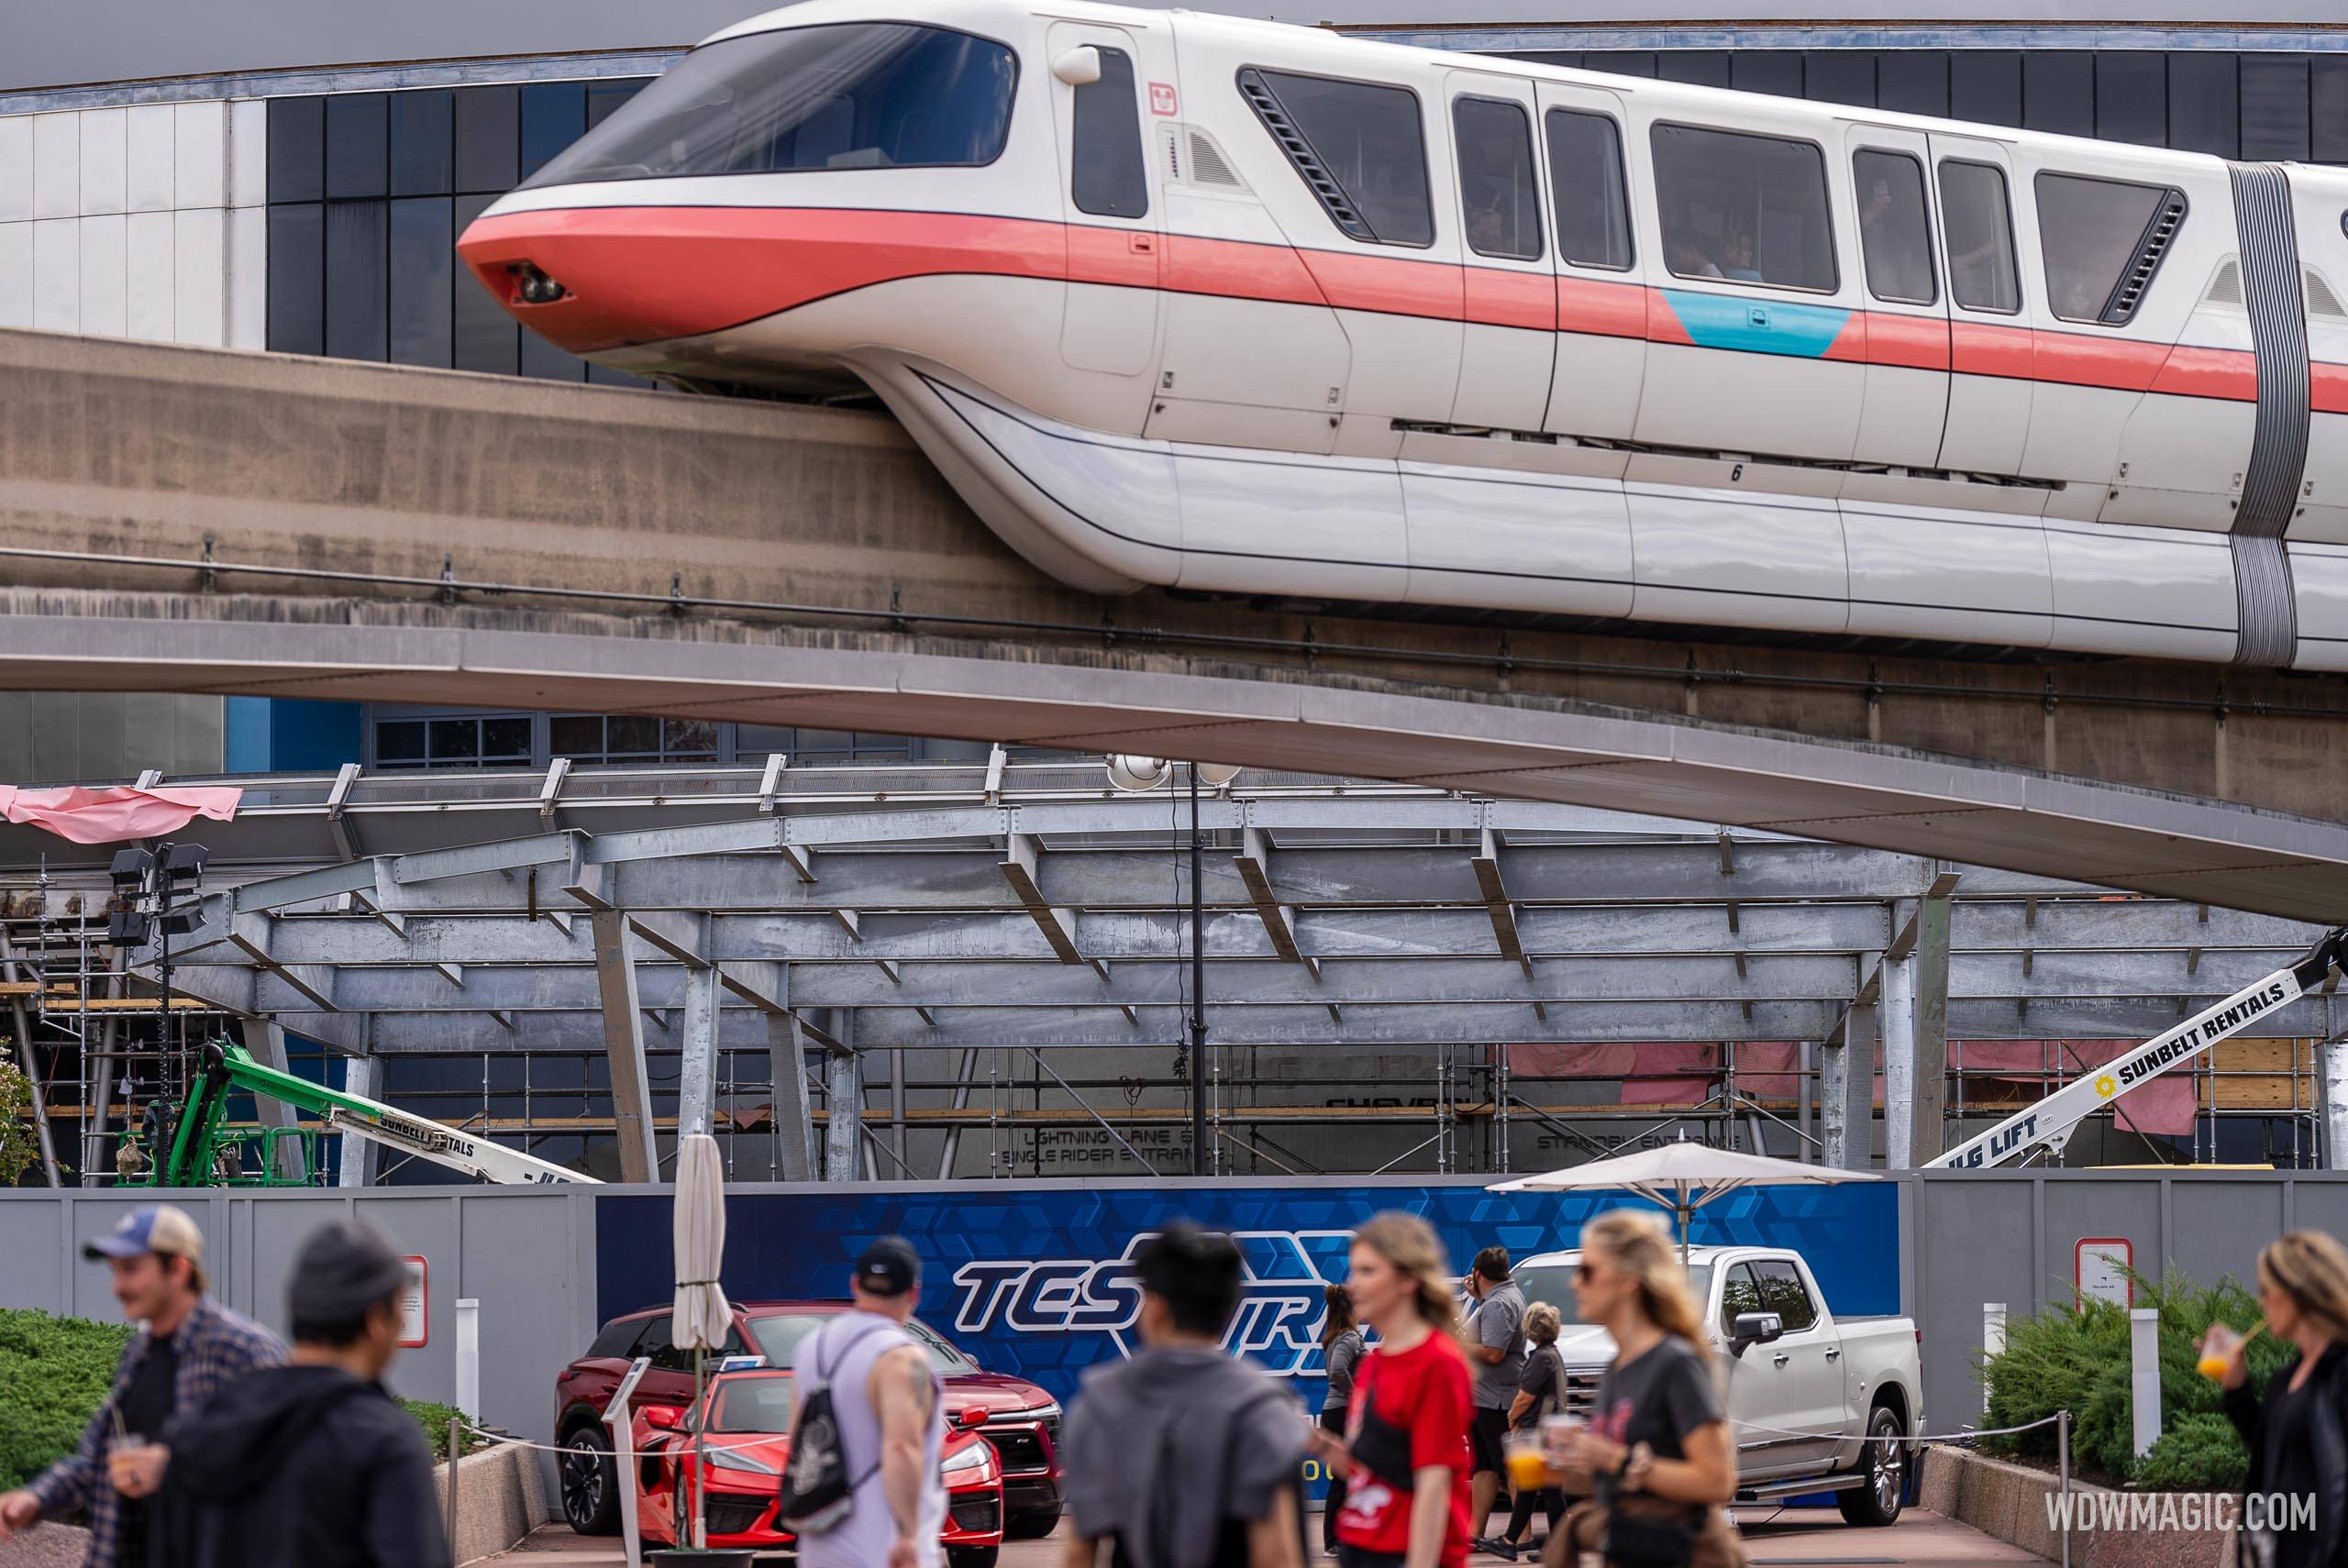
(588, 909, 658, 1184)
(1798, 1042, 1816, 1164)
(1186, 764, 1208, 1177)
(1912, 892, 1953, 1165)
(1824, 987, 1878, 1171)
(937, 1046, 980, 1180)
(891, 1047, 907, 1170)
(1882, 951, 1918, 1169)
(825, 1012, 861, 1184)
(678, 965, 721, 1138)
(0, 933, 61, 1187)
(81, 970, 124, 1187)
(338, 1055, 380, 1187)
(237, 1018, 307, 1181)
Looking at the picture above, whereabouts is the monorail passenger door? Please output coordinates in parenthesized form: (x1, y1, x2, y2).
(1445, 71, 1554, 433)
(1047, 20, 1163, 382)
(1927, 134, 2033, 477)
(1533, 81, 1645, 442)
(1843, 125, 1949, 469)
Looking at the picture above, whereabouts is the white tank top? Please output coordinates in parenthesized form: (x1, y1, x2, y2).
(794, 1311, 947, 1568)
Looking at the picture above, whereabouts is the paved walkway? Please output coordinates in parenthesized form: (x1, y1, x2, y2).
(487, 1509, 2045, 1566)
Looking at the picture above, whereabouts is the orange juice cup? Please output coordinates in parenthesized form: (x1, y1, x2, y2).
(1506, 1430, 1554, 1490)
(2198, 1321, 2243, 1381)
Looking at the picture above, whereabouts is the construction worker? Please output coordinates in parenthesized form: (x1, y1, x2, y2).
(0, 1204, 284, 1568)
(154, 1217, 451, 1568)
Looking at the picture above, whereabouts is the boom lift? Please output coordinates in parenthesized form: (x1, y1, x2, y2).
(120, 1037, 600, 1187)
(1926, 925, 2348, 1170)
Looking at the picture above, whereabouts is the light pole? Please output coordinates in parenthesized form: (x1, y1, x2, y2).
(1105, 756, 1240, 1176)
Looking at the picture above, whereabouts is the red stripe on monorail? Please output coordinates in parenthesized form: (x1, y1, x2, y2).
(2309, 361, 2348, 415)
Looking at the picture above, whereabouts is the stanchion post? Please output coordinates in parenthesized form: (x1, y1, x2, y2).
(446, 1416, 461, 1562)
(2057, 1408, 2072, 1568)
(1984, 1301, 2007, 1415)
(455, 1297, 482, 1419)
(2129, 1308, 2161, 1459)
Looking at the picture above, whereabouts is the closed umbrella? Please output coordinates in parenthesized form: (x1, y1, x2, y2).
(1490, 1140, 1879, 1263)
(671, 1132, 731, 1551)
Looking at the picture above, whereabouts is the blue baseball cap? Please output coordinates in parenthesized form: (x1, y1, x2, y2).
(83, 1204, 205, 1264)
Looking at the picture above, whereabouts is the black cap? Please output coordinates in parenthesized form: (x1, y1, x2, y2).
(854, 1236, 921, 1298)
(287, 1218, 410, 1327)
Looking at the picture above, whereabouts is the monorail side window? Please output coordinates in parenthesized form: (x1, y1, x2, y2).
(1238, 68, 1434, 247)
(1544, 109, 1632, 271)
(519, 24, 1017, 188)
(1650, 124, 1837, 293)
(2034, 171, 2187, 326)
(1452, 97, 1541, 261)
(1072, 48, 1148, 219)
(1853, 149, 1935, 305)
(1938, 160, 2020, 314)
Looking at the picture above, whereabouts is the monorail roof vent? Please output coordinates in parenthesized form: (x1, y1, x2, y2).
(2101, 189, 2187, 326)
(2306, 267, 2347, 320)
(2202, 259, 2243, 309)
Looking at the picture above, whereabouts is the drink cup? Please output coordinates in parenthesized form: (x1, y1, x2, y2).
(1541, 1412, 1585, 1470)
(1505, 1429, 1552, 1491)
(2198, 1321, 2243, 1381)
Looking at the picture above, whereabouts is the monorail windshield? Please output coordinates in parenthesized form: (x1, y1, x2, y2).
(522, 23, 1017, 189)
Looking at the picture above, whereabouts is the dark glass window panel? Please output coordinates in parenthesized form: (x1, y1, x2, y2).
(451, 192, 518, 373)
(326, 93, 389, 199)
(1803, 52, 1875, 107)
(550, 714, 603, 756)
(1951, 51, 2022, 128)
(323, 199, 388, 361)
(2317, 60, 2348, 164)
(1656, 53, 1729, 88)
(268, 96, 326, 204)
(2035, 172, 2175, 323)
(455, 84, 520, 194)
(1718, 1264, 1761, 1335)
(586, 79, 648, 130)
(1940, 160, 2021, 315)
(1453, 97, 1541, 260)
(589, 363, 658, 390)
(665, 719, 718, 754)
(1503, 51, 1579, 70)
(1730, 52, 1802, 100)
(1650, 122, 1838, 292)
(2022, 52, 2094, 138)
(376, 720, 426, 763)
(265, 202, 325, 354)
(1579, 51, 1656, 79)
(1545, 108, 1632, 271)
(1242, 69, 1432, 248)
(607, 716, 659, 754)
(482, 716, 532, 757)
(2242, 54, 2312, 161)
(387, 197, 453, 369)
(520, 81, 587, 182)
(390, 89, 454, 196)
(428, 718, 481, 762)
(736, 723, 792, 753)
(850, 734, 914, 756)
(1751, 1261, 1820, 1331)
(2167, 53, 2240, 159)
(1854, 149, 1935, 304)
(520, 332, 588, 381)
(2094, 54, 2166, 147)
(1877, 52, 1950, 117)
(528, 26, 1017, 189)
(1072, 47, 1148, 219)
(795, 728, 853, 755)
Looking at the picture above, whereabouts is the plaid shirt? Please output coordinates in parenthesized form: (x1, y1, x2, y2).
(28, 1297, 285, 1568)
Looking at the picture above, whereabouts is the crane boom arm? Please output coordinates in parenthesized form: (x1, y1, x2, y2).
(1926, 926, 2347, 1170)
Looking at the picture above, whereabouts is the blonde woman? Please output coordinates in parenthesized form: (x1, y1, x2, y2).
(1482, 1300, 1567, 1561)
(1547, 1210, 1741, 1568)
(1307, 1212, 1473, 1568)
(2212, 1230, 2348, 1568)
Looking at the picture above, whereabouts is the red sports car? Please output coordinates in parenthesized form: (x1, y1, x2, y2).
(630, 1366, 1005, 1567)
(557, 1301, 1062, 1540)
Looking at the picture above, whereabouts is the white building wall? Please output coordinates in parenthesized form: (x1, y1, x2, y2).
(0, 97, 263, 347)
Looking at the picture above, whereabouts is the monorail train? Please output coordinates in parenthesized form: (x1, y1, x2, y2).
(457, 0, 2348, 668)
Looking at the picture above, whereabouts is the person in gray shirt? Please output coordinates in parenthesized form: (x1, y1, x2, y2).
(1317, 1283, 1364, 1555)
(1463, 1246, 1525, 1545)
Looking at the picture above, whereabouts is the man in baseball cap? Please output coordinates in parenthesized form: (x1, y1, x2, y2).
(0, 1204, 283, 1568)
(155, 1217, 450, 1568)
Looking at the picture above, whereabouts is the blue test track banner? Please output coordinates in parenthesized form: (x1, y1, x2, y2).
(593, 1177, 1899, 1408)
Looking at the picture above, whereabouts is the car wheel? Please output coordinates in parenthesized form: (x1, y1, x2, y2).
(1004, 1507, 1061, 1540)
(947, 1550, 1000, 1568)
(1837, 1404, 1907, 1527)
(559, 1425, 620, 1535)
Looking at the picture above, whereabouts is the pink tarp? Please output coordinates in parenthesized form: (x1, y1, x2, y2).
(0, 785, 242, 845)
(1955, 1039, 2196, 1137)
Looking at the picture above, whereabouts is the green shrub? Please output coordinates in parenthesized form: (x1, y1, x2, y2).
(1980, 1266, 2288, 1487)
(0, 1309, 137, 1490)
(400, 1398, 480, 1462)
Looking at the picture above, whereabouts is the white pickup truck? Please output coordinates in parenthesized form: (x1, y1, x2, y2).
(1511, 1244, 1922, 1526)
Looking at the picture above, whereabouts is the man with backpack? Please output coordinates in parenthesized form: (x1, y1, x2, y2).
(1058, 1223, 1308, 1568)
(783, 1238, 946, 1568)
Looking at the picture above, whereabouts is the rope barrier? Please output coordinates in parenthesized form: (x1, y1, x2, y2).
(1727, 1411, 2066, 1448)
(458, 1420, 784, 1460)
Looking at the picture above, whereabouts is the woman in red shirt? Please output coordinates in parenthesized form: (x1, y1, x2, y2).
(1310, 1212, 1473, 1568)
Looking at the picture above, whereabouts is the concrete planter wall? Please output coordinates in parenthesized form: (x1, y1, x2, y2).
(431, 1441, 550, 1567)
(1918, 1447, 2232, 1568)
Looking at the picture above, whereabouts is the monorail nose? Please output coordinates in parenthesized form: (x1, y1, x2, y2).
(456, 206, 754, 356)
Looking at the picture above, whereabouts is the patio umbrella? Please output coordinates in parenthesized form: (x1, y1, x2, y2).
(1489, 1140, 1880, 1263)
(671, 1132, 731, 1551)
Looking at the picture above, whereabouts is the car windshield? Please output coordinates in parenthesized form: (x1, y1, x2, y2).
(746, 1313, 979, 1376)
(1510, 1261, 1712, 1329)
(702, 1374, 794, 1434)
(522, 23, 1017, 189)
